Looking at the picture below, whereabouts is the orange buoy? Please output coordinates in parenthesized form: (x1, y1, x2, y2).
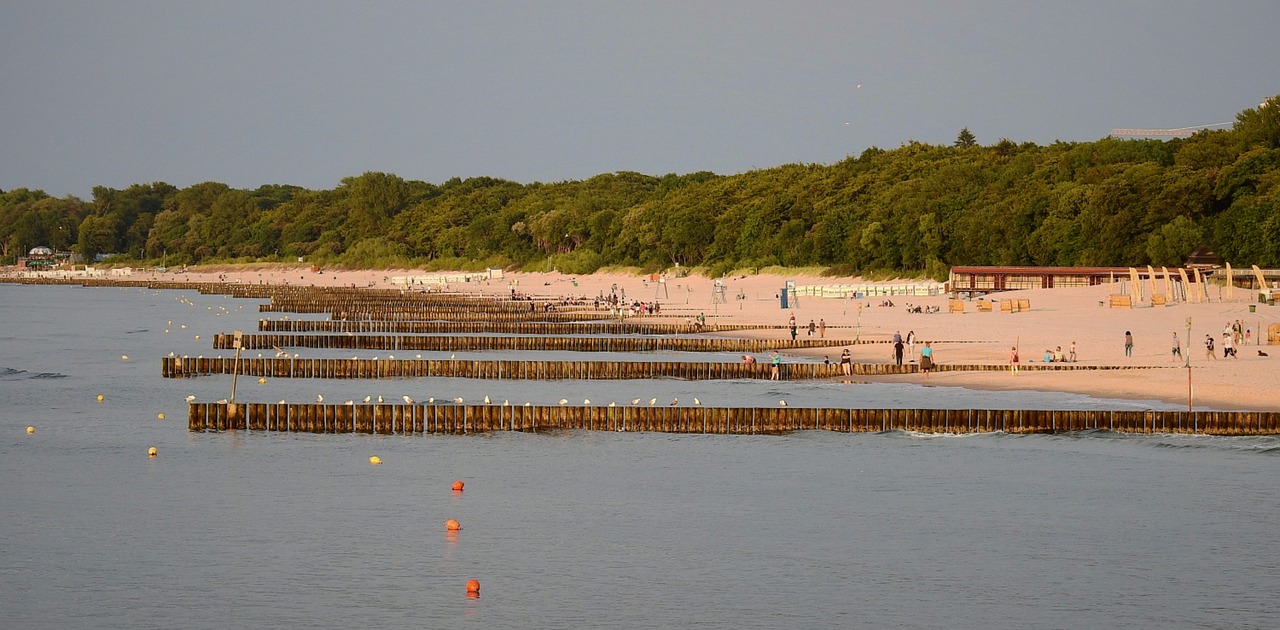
(451, 480, 465, 492)
(445, 519, 461, 531)
(465, 579, 480, 594)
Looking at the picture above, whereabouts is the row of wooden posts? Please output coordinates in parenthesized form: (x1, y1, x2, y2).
(212, 333, 857, 353)
(162, 356, 1152, 380)
(189, 402, 1280, 436)
(257, 319, 770, 335)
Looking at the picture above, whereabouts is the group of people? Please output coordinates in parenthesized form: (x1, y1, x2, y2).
(1042, 343, 1076, 363)
(1009, 341, 1077, 373)
(786, 314, 829, 341)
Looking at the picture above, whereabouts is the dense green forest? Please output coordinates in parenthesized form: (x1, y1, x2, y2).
(3, 97, 1278, 278)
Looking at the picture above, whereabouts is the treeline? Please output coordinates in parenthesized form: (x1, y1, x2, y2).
(3, 97, 1278, 277)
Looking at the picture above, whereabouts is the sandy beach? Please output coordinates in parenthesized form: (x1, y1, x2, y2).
(155, 264, 1280, 412)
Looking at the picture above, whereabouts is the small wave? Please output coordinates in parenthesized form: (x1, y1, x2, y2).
(0, 367, 67, 380)
(125, 329, 149, 334)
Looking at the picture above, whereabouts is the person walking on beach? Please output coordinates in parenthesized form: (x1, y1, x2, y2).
(807, 319, 816, 336)
(1124, 331, 1134, 357)
(1223, 333, 1236, 359)
(789, 321, 798, 341)
(919, 341, 934, 379)
(1009, 347, 1020, 374)
(840, 348, 852, 376)
(906, 330, 916, 360)
(1171, 332, 1182, 362)
(893, 338, 904, 366)
(818, 318, 826, 338)
(1205, 334, 1216, 360)
(770, 352, 782, 380)
(1069, 341, 1077, 362)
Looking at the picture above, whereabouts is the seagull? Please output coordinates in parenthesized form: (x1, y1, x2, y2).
(316, 394, 324, 403)
(427, 397, 435, 404)
(693, 398, 701, 406)
(216, 399, 228, 404)
(779, 400, 787, 407)
(363, 395, 372, 403)
(274, 346, 287, 357)
(453, 397, 464, 404)
(502, 399, 510, 406)
(450, 353, 456, 360)
(559, 398, 569, 405)
(376, 395, 383, 403)
(632, 399, 641, 406)
(608, 402, 617, 407)
(344, 400, 354, 405)
(669, 397, 679, 406)
(524, 402, 532, 407)
(278, 399, 286, 404)
(416, 354, 422, 359)
(371, 356, 378, 361)
(648, 398, 658, 406)
(583, 398, 591, 405)
(185, 395, 196, 403)
(403, 395, 414, 404)
(483, 395, 491, 404)
(387, 355, 394, 360)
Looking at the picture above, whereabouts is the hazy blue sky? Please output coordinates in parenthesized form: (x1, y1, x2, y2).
(3, 1, 1277, 199)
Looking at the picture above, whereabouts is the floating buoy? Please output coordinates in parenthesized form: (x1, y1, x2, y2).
(96, 394, 104, 402)
(369, 456, 382, 465)
(157, 413, 165, 420)
(258, 377, 267, 384)
(26, 426, 35, 434)
(147, 446, 157, 458)
(451, 480, 464, 492)
(445, 519, 461, 531)
(466, 579, 480, 595)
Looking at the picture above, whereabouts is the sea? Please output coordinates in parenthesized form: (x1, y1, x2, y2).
(1, 282, 1277, 629)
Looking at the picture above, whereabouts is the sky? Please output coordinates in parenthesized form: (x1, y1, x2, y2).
(2, 1, 1278, 200)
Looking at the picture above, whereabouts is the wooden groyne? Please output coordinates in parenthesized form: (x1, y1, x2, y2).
(189, 402, 1280, 436)
(212, 333, 856, 353)
(162, 356, 1157, 380)
(258, 319, 771, 335)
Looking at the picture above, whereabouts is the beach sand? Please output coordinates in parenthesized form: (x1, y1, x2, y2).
(165, 265, 1280, 412)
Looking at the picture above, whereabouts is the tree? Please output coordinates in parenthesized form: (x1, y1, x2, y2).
(954, 127, 977, 148)
(77, 214, 118, 262)
(1233, 95, 1280, 149)
(1145, 215, 1202, 267)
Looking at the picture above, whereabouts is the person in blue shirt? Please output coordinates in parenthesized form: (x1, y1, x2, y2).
(919, 342, 934, 379)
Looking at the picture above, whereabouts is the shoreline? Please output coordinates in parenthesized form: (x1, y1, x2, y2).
(8, 263, 1279, 412)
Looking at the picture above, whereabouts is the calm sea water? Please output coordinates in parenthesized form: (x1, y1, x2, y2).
(1, 283, 1277, 629)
